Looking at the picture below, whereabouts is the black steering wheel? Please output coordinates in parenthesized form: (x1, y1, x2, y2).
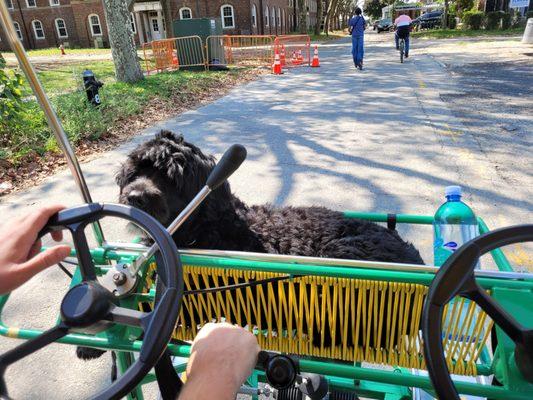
(422, 224, 533, 399)
(0, 203, 183, 400)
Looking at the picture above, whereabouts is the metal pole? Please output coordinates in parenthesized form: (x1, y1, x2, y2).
(129, 186, 211, 274)
(0, 2, 105, 245)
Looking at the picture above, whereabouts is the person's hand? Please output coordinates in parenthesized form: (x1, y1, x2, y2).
(179, 322, 260, 400)
(0, 205, 71, 295)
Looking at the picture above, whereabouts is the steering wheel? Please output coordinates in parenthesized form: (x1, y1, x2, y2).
(0, 203, 183, 400)
(422, 224, 533, 399)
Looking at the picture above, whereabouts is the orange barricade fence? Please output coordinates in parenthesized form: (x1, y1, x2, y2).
(143, 36, 205, 75)
(206, 35, 275, 68)
(143, 38, 177, 75)
(274, 35, 311, 68)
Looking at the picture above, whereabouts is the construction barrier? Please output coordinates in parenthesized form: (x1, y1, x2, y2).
(143, 36, 205, 75)
(206, 35, 274, 68)
(143, 38, 177, 75)
(143, 34, 312, 74)
(274, 34, 311, 68)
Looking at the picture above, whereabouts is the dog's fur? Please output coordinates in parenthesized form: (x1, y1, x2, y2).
(116, 131, 423, 264)
(77, 130, 424, 360)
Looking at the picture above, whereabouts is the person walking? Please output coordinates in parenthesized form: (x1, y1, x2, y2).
(349, 7, 367, 70)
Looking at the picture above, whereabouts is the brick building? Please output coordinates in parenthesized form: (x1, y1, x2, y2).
(1, 0, 318, 51)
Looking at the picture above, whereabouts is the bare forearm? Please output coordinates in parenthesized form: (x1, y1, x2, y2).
(178, 375, 238, 400)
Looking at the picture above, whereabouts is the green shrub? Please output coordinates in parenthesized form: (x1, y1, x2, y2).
(0, 54, 24, 129)
(485, 11, 502, 30)
(526, 11, 533, 20)
(447, 13, 457, 29)
(455, 0, 474, 18)
(501, 12, 512, 30)
(463, 10, 485, 30)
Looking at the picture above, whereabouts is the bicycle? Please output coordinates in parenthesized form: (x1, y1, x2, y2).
(399, 36, 406, 63)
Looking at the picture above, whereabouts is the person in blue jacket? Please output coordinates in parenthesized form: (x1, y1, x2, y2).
(348, 7, 367, 70)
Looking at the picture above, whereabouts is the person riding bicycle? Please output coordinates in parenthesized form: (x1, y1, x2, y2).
(394, 11, 412, 58)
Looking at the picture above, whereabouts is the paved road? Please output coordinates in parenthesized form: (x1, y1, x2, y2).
(0, 32, 531, 398)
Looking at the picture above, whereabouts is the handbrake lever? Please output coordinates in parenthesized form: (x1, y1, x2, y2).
(130, 144, 247, 274)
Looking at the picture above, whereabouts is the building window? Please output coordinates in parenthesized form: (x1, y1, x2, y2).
(151, 18, 159, 32)
(88, 14, 102, 36)
(50, 0, 60, 6)
(251, 4, 257, 28)
(55, 18, 68, 38)
(264, 6, 269, 27)
(6, 0, 14, 10)
(277, 7, 281, 27)
(220, 4, 234, 29)
(130, 13, 136, 33)
(32, 20, 45, 39)
(271, 7, 275, 27)
(13, 21, 22, 40)
(179, 7, 192, 19)
(26, 0, 36, 7)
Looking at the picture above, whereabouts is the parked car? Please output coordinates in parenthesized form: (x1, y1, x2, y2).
(376, 18, 393, 33)
(412, 11, 443, 30)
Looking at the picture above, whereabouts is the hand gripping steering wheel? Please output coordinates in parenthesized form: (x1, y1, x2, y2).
(0, 203, 183, 400)
(422, 224, 533, 399)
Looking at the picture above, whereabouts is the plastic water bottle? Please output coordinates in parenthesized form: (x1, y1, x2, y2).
(433, 186, 479, 267)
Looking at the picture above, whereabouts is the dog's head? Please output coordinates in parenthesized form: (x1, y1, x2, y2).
(116, 130, 217, 227)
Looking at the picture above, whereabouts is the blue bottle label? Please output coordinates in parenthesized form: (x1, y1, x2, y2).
(443, 241, 458, 250)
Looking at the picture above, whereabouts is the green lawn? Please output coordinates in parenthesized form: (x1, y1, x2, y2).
(21, 61, 117, 96)
(412, 27, 524, 39)
(2, 47, 111, 57)
(1, 66, 245, 163)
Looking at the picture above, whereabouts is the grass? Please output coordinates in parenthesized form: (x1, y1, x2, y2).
(308, 30, 346, 42)
(1, 67, 243, 163)
(21, 61, 117, 96)
(411, 27, 524, 39)
(2, 47, 111, 57)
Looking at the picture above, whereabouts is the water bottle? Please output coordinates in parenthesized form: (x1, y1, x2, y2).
(433, 186, 479, 267)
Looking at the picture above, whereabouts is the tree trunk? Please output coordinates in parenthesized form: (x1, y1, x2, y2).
(298, 0, 307, 33)
(103, 0, 144, 83)
(443, 0, 449, 29)
(315, 0, 323, 35)
(161, 0, 174, 38)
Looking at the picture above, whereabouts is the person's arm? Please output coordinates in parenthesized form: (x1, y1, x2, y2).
(0, 205, 70, 295)
(348, 18, 353, 34)
(179, 323, 260, 400)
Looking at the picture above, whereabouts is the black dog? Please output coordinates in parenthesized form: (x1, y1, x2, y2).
(77, 130, 424, 359)
(116, 131, 423, 264)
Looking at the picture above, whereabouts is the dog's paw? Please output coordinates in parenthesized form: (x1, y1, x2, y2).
(76, 346, 106, 360)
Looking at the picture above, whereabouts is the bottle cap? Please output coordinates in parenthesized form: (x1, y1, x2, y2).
(445, 185, 462, 197)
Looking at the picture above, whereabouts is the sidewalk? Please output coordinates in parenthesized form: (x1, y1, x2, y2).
(0, 33, 531, 398)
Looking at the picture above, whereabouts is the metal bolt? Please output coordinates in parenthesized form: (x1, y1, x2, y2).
(112, 272, 127, 286)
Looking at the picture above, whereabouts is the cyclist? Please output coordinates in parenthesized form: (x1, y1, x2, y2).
(394, 11, 412, 58)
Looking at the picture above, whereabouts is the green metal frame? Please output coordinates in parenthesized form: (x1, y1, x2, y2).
(1, 212, 532, 399)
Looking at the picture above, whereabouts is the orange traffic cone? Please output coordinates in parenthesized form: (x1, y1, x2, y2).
(311, 45, 320, 67)
(280, 45, 286, 67)
(291, 51, 297, 65)
(59, 44, 66, 55)
(272, 49, 283, 75)
(172, 52, 179, 66)
(297, 49, 303, 64)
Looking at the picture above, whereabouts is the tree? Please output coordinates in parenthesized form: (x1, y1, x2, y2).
(298, 0, 308, 33)
(315, 0, 324, 35)
(102, 0, 144, 83)
(365, 0, 385, 20)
